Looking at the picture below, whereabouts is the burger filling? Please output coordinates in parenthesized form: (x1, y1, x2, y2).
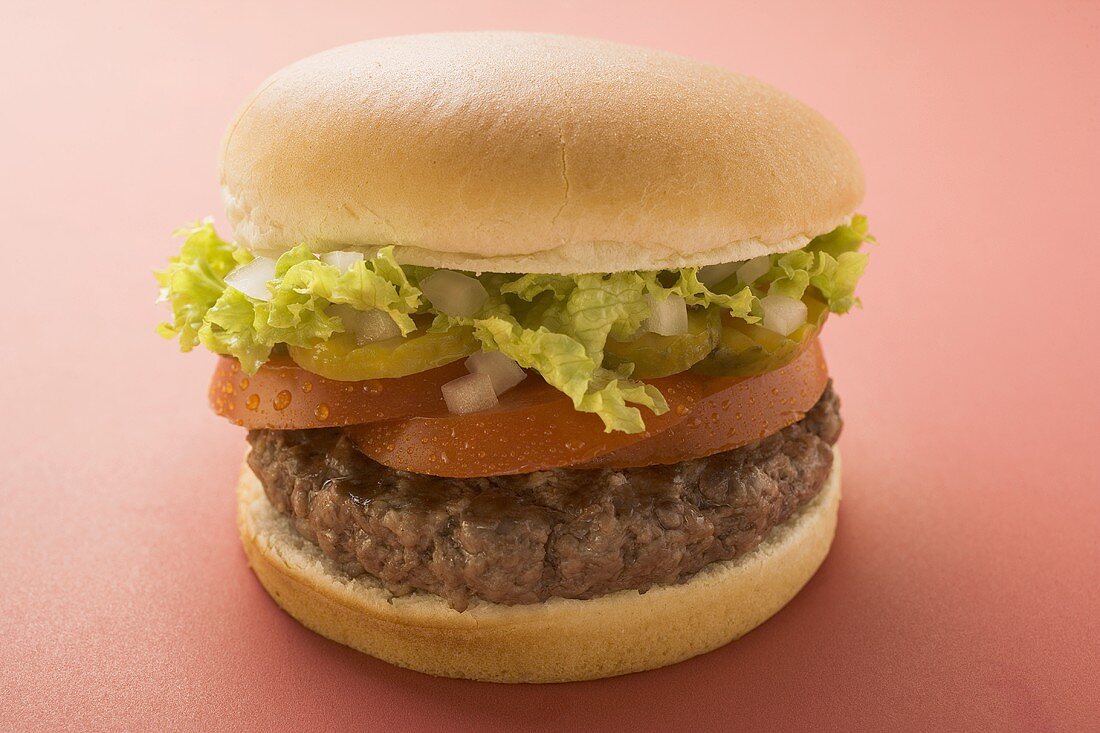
(247, 383, 840, 611)
(158, 217, 870, 433)
(156, 217, 870, 611)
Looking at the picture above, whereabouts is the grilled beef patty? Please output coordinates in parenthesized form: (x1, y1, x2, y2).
(247, 383, 841, 611)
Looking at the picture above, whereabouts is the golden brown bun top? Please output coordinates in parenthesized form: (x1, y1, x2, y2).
(221, 32, 864, 273)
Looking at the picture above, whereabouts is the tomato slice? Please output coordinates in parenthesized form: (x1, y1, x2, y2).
(344, 374, 704, 478)
(208, 356, 465, 429)
(577, 339, 829, 469)
(346, 339, 827, 477)
(211, 335, 827, 477)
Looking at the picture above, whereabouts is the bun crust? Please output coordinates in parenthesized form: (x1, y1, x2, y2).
(221, 33, 863, 273)
(236, 447, 841, 682)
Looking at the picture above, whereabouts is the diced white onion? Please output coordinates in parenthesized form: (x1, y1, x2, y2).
(760, 293, 808, 336)
(441, 372, 498, 415)
(465, 351, 526, 395)
(225, 257, 277, 301)
(329, 304, 402, 345)
(696, 262, 739, 289)
(736, 255, 771, 285)
(320, 250, 365, 271)
(644, 293, 688, 336)
(419, 270, 488, 317)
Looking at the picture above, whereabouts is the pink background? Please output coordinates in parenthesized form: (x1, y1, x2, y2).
(3, 1, 1098, 730)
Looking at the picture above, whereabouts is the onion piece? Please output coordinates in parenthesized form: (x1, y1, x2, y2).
(419, 270, 488, 317)
(760, 293, 808, 336)
(696, 262, 739, 289)
(225, 257, 277, 301)
(329, 304, 402, 345)
(320, 250, 365, 271)
(736, 255, 771, 285)
(441, 372, 498, 414)
(644, 293, 688, 336)
(465, 351, 527, 395)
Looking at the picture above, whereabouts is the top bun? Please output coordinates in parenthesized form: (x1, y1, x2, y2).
(221, 32, 864, 274)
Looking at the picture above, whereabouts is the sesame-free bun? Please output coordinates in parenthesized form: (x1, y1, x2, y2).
(236, 447, 841, 683)
(221, 33, 863, 274)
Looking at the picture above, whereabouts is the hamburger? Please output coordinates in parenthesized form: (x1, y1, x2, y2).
(156, 32, 871, 682)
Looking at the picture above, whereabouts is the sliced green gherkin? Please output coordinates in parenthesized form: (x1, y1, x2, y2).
(288, 327, 478, 381)
(690, 294, 829, 377)
(604, 308, 720, 379)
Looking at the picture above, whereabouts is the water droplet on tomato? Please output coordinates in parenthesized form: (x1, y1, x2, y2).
(301, 381, 313, 393)
(246, 394, 260, 411)
(239, 378, 250, 390)
(314, 403, 330, 420)
(222, 382, 234, 395)
(273, 390, 292, 411)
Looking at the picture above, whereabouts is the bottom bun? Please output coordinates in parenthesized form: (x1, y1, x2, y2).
(237, 447, 841, 683)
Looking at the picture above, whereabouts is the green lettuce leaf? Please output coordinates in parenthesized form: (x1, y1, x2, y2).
(765, 249, 818, 301)
(155, 220, 241, 350)
(198, 289, 270, 373)
(810, 251, 869, 313)
(438, 273, 662, 432)
(647, 269, 758, 319)
(805, 215, 872, 312)
(468, 314, 667, 433)
(158, 235, 425, 372)
(756, 215, 873, 310)
(807, 214, 873, 258)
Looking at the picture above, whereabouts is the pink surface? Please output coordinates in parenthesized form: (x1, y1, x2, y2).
(3, 1, 1098, 730)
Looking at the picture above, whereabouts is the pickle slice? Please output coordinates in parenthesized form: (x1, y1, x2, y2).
(288, 327, 479, 381)
(604, 308, 720, 379)
(690, 294, 829, 377)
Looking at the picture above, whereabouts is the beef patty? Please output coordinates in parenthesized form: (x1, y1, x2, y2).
(247, 383, 842, 611)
